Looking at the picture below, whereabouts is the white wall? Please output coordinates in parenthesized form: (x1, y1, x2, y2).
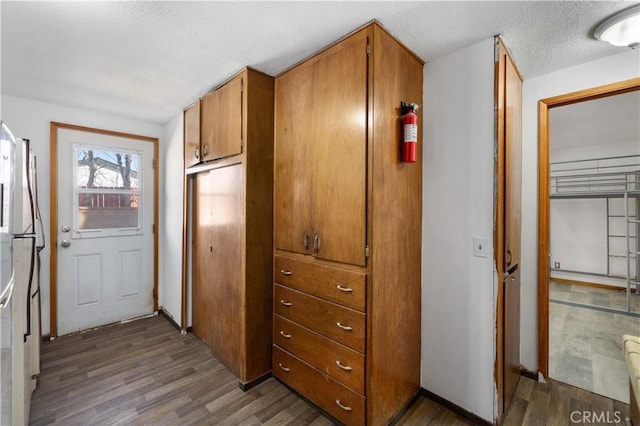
(0, 94, 164, 336)
(422, 38, 496, 422)
(520, 49, 640, 372)
(160, 114, 184, 324)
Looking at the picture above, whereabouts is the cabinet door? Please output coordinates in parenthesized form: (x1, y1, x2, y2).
(274, 60, 315, 254)
(310, 32, 368, 265)
(275, 31, 367, 265)
(192, 171, 214, 349)
(201, 76, 243, 162)
(504, 53, 522, 270)
(192, 165, 243, 377)
(504, 269, 521, 410)
(184, 100, 201, 168)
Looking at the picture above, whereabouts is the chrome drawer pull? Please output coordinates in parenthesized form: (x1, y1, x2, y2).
(335, 361, 352, 371)
(280, 331, 292, 339)
(280, 300, 292, 307)
(336, 400, 352, 411)
(278, 363, 290, 372)
(280, 269, 293, 276)
(336, 322, 353, 331)
(336, 285, 353, 293)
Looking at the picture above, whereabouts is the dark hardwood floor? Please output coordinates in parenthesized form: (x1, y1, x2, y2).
(29, 315, 631, 425)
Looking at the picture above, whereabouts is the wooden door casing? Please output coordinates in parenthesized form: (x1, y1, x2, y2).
(201, 76, 243, 162)
(184, 100, 201, 168)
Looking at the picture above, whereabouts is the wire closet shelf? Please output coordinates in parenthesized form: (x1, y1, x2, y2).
(549, 153, 640, 316)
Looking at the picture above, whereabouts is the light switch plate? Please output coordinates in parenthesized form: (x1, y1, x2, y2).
(473, 237, 488, 258)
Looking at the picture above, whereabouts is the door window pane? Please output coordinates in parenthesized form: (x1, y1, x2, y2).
(74, 145, 142, 235)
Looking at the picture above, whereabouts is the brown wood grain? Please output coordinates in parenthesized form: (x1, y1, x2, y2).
(274, 315, 365, 394)
(274, 284, 365, 353)
(273, 57, 315, 255)
(183, 99, 201, 168)
(201, 75, 243, 162)
(275, 255, 366, 312)
(366, 23, 423, 426)
(274, 29, 367, 266)
(273, 346, 366, 426)
(242, 68, 275, 381)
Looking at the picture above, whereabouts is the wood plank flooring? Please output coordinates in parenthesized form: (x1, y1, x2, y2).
(29, 315, 631, 425)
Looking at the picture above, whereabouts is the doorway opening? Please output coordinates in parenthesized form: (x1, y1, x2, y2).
(538, 78, 640, 402)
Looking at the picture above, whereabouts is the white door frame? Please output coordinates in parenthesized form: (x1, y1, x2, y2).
(50, 122, 159, 338)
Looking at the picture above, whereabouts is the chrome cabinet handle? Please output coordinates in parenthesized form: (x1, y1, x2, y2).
(194, 147, 200, 159)
(61, 240, 71, 248)
(336, 285, 353, 293)
(280, 269, 293, 276)
(61, 225, 71, 233)
(314, 234, 321, 253)
(336, 400, 352, 411)
(335, 361, 352, 371)
(280, 300, 292, 307)
(278, 363, 290, 372)
(336, 322, 352, 331)
(280, 331, 292, 339)
(303, 233, 309, 251)
(506, 249, 512, 266)
(202, 144, 209, 157)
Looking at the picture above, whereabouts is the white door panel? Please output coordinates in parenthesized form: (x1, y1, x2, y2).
(56, 128, 154, 335)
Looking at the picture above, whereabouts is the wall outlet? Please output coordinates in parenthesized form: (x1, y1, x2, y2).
(554, 261, 560, 269)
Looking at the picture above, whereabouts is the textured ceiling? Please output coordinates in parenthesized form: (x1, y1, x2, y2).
(1, 1, 638, 124)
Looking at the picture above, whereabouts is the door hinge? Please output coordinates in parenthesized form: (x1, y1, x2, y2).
(152, 224, 156, 234)
(365, 245, 370, 258)
(366, 44, 370, 57)
(153, 158, 157, 169)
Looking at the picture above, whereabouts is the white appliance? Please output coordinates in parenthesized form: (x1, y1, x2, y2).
(0, 122, 44, 426)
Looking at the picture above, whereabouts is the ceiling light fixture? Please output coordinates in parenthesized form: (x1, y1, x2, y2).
(594, 4, 640, 48)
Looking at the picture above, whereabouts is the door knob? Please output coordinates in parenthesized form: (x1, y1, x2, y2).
(61, 240, 71, 248)
(61, 225, 71, 233)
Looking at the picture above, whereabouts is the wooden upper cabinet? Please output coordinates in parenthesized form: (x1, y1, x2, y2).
(201, 75, 244, 162)
(184, 99, 201, 168)
(274, 30, 367, 266)
(504, 52, 522, 271)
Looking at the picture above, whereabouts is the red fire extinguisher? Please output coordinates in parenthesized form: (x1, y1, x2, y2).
(401, 101, 419, 163)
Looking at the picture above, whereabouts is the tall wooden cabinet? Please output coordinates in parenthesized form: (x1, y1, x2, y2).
(495, 39, 523, 417)
(186, 67, 274, 386)
(273, 22, 423, 425)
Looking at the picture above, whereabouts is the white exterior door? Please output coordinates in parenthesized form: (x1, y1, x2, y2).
(56, 127, 155, 335)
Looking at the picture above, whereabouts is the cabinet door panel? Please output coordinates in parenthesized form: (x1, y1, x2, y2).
(311, 33, 367, 266)
(201, 76, 243, 162)
(504, 54, 522, 270)
(193, 165, 243, 377)
(274, 63, 315, 254)
(184, 100, 201, 168)
(192, 171, 213, 349)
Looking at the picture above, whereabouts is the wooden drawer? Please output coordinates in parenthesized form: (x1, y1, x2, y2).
(275, 256, 366, 312)
(274, 284, 365, 353)
(274, 315, 364, 394)
(273, 346, 365, 426)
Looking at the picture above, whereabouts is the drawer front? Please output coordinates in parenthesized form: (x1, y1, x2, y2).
(273, 346, 365, 426)
(275, 284, 365, 353)
(275, 256, 366, 312)
(274, 315, 364, 394)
